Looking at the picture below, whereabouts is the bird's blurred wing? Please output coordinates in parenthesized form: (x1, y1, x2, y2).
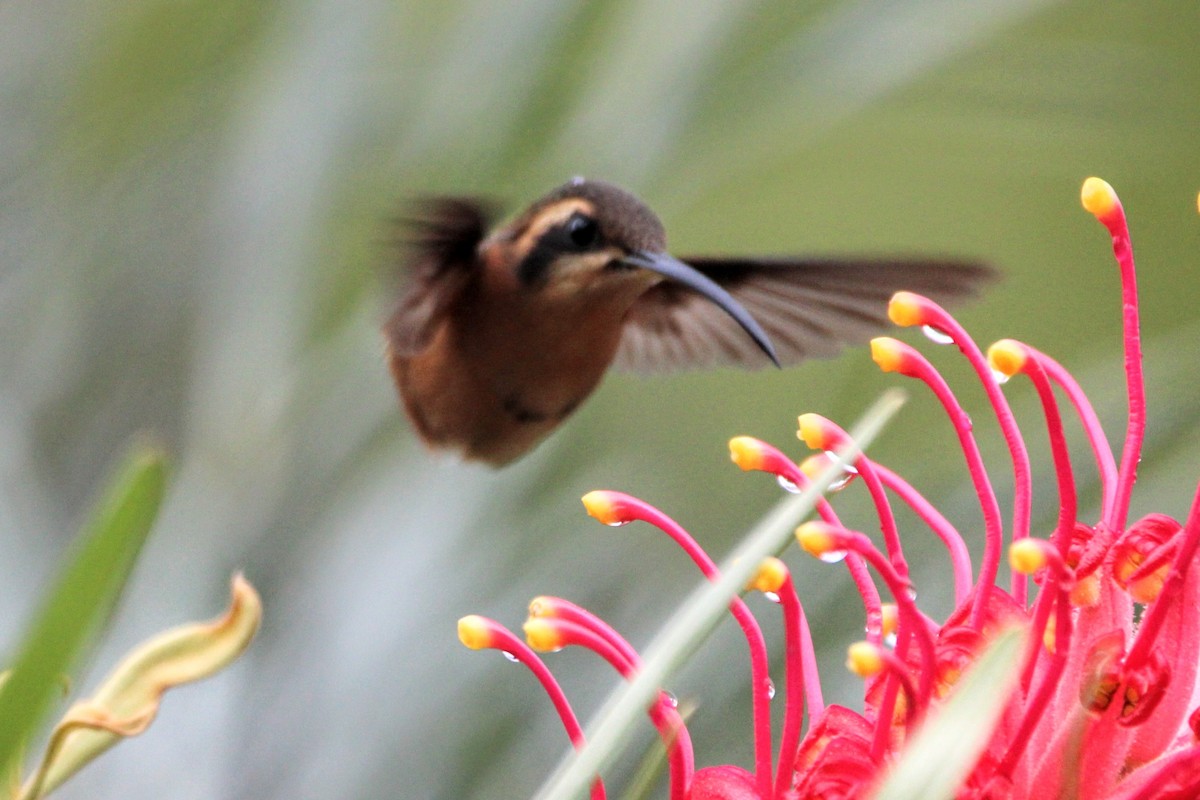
(383, 197, 494, 356)
(612, 257, 995, 373)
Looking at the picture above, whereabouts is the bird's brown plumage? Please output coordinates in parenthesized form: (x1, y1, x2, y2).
(384, 179, 994, 466)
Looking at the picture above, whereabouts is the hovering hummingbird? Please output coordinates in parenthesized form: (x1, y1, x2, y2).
(384, 178, 992, 466)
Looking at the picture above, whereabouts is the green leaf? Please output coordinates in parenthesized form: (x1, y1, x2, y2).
(0, 443, 168, 777)
(871, 626, 1025, 800)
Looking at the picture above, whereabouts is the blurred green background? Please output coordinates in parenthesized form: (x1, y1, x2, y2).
(3, 1, 1200, 797)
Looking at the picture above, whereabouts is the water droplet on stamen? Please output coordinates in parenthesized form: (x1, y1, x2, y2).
(763, 591, 781, 604)
(823, 451, 859, 474)
(766, 680, 777, 700)
(605, 520, 629, 527)
(828, 474, 853, 492)
(819, 550, 848, 564)
(502, 651, 520, 663)
(865, 620, 883, 638)
(776, 475, 801, 494)
(922, 325, 954, 345)
(662, 691, 679, 708)
(905, 586, 918, 601)
(884, 632, 898, 648)
(990, 368, 1011, 386)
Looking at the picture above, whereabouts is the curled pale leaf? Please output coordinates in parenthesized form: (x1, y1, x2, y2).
(20, 574, 261, 799)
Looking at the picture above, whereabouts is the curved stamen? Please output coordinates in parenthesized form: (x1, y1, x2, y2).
(871, 463, 972, 606)
(580, 490, 772, 799)
(798, 415, 910, 583)
(524, 616, 694, 799)
(796, 522, 937, 761)
(988, 341, 1078, 553)
(888, 294, 1034, 606)
(845, 642, 919, 732)
(748, 561, 823, 799)
(730, 436, 885, 644)
(457, 616, 606, 800)
(1082, 177, 1146, 533)
(997, 540, 1076, 782)
(1037, 352, 1119, 519)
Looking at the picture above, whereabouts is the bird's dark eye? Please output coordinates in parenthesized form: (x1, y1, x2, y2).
(566, 213, 599, 249)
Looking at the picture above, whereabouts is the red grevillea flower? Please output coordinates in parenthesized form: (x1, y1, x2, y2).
(458, 178, 1200, 799)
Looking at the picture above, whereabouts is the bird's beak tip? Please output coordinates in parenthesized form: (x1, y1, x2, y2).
(624, 250, 778, 366)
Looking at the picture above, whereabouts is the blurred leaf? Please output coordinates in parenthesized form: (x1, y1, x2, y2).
(23, 574, 261, 799)
(0, 444, 167, 777)
(871, 626, 1024, 800)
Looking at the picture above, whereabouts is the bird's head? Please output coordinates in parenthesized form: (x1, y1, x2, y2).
(490, 177, 779, 364)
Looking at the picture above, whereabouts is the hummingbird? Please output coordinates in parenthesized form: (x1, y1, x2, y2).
(384, 178, 992, 466)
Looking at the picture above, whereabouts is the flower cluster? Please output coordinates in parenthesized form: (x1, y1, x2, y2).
(459, 178, 1200, 799)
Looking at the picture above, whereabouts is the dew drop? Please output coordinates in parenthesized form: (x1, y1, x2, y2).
(776, 475, 801, 494)
(990, 368, 1011, 386)
(904, 585, 918, 601)
(763, 591, 781, 604)
(922, 325, 954, 345)
(828, 473, 853, 493)
(662, 691, 679, 708)
(864, 620, 883, 639)
(823, 451, 859, 474)
(605, 520, 630, 528)
(502, 651, 520, 663)
(570, 175, 586, 186)
(766, 680, 777, 700)
(884, 631, 898, 648)
(819, 550, 848, 564)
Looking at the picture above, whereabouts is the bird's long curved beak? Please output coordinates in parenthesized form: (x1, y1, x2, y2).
(622, 250, 780, 367)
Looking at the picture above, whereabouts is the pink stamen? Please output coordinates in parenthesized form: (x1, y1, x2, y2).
(772, 572, 823, 799)
(998, 583, 1073, 782)
(1039, 352, 1119, 519)
(469, 619, 606, 800)
(917, 300, 1034, 606)
(729, 439, 885, 644)
(539, 617, 694, 799)
(867, 646, 920, 732)
(598, 493, 773, 799)
(879, 340, 1004, 626)
(810, 526, 937, 761)
(1017, 347, 1080, 552)
(807, 419, 910, 583)
(1089, 189, 1146, 533)
(529, 597, 640, 666)
(873, 458, 974, 607)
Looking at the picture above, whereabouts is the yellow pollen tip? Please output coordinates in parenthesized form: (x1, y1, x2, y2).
(796, 413, 828, 450)
(870, 337, 907, 374)
(795, 521, 837, 557)
(846, 642, 884, 678)
(798, 454, 828, 480)
(1008, 539, 1048, 575)
(581, 490, 625, 526)
(987, 339, 1028, 377)
(748, 557, 788, 594)
(527, 596, 558, 618)
(522, 618, 565, 652)
(457, 615, 495, 650)
(1081, 177, 1118, 219)
(728, 436, 767, 472)
(887, 292, 925, 328)
(881, 604, 899, 640)
(1196, 190, 1200, 216)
